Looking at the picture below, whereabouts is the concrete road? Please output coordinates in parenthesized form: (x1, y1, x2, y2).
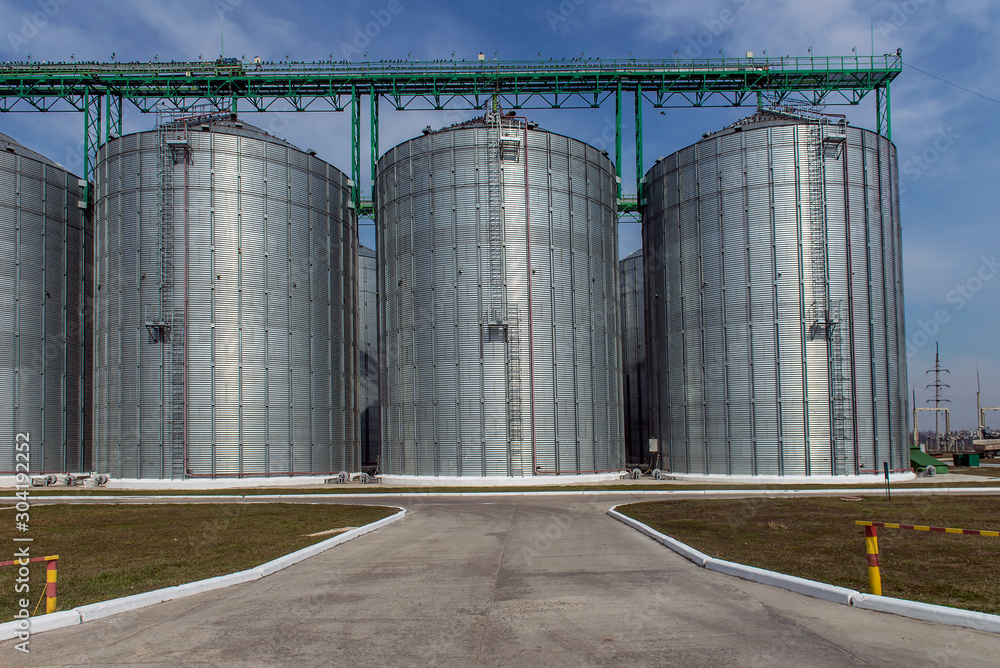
(5, 494, 1000, 667)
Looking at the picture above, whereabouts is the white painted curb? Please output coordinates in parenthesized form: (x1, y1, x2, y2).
(0, 507, 405, 641)
(851, 594, 1000, 634)
(254, 508, 402, 577)
(169, 569, 262, 599)
(609, 505, 1000, 633)
(608, 508, 711, 566)
(1, 610, 82, 639)
(76, 588, 183, 623)
(704, 558, 856, 605)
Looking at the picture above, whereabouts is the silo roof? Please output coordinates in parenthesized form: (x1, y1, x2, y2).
(159, 116, 304, 151)
(0, 131, 75, 174)
(425, 113, 545, 135)
(703, 109, 849, 140)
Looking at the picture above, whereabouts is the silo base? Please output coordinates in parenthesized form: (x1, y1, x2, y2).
(378, 473, 624, 487)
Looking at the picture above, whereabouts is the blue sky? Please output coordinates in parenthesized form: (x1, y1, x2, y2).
(2, 0, 997, 429)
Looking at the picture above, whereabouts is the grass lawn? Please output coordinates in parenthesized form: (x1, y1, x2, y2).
(0, 503, 395, 622)
(619, 496, 1000, 615)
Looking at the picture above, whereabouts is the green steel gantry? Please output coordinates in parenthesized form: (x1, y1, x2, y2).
(0, 55, 901, 212)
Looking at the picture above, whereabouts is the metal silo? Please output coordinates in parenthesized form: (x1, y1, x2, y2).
(94, 113, 358, 478)
(358, 244, 380, 468)
(643, 110, 908, 476)
(0, 133, 88, 474)
(377, 114, 624, 477)
(620, 249, 650, 468)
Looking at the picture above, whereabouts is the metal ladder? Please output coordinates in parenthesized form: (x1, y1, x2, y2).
(485, 111, 504, 325)
(149, 118, 175, 343)
(828, 300, 849, 474)
(506, 306, 524, 469)
(806, 120, 850, 474)
(153, 116, 177, 473)
(806, 122, 828, 336)
(482, 111, 525, 473)
(153, 110, 191, 476)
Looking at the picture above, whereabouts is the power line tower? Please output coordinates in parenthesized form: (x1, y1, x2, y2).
(924, 342, 951, 450)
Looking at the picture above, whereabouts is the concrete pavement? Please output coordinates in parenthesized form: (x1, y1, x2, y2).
(5, 494, 1000, 667)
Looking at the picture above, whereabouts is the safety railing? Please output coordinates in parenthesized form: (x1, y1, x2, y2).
(855, 521, 999, 596)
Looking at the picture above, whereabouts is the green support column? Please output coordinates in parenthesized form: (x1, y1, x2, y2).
(105, 92, 122, 139)
(635, 84, 644, 205)
(876, 82, 891, 141)
(876, 86, 883, 138)
(615, 80, 622, 201)
(83, 88, 102, 203)
(370, 85, 379, 203)
(351, 84, 361, 213)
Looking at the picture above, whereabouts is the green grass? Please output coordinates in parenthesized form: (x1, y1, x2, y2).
(619, 496, 1000, 615)
(0, 503, 394, 622)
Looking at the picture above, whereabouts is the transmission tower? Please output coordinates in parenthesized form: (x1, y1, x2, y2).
(924, 342, 950, 449)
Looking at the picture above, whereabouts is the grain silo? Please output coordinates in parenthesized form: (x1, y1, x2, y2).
(620, 249, 650, 468)
(0, 133, 89, 475)
(643, 110, 908, 476)
(376, 114, 624, 478)
(358, 244, 380, 468)
(94, 114, 358, 478)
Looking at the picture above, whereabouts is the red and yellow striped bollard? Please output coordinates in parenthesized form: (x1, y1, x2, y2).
(45, 555, 58, 614)
(863, 525, 881, 595)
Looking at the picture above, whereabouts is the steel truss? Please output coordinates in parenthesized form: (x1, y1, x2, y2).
(1, 54, 900, 212)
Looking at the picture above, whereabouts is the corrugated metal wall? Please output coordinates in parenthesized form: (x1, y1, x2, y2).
(94, 121, 358, 478)
(0, 134, 88, 473)
(620, 250, 649, 467)
(643, 114, 908, 476)
(377, 121, 624, 476)
(358, 245, 380, 468)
